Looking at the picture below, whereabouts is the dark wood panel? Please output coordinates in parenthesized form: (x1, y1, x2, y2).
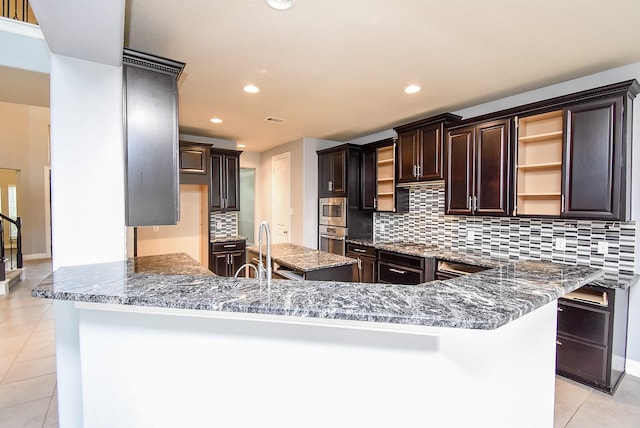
(557, 301, 609, 346)
(210, 153, 224, 211)
(396, 131, 417, 182)
(418, 123, 444, 180)
(556, 334, 608, 386)
(224, 154, 240, 211)
(445, 127, 474, 215)
(318, 153, 331, 195)
(331, 150, 347, 194)
(475, 119, 511, 216)
(563, 97, 622, 219)
(360, 148, 376, 210)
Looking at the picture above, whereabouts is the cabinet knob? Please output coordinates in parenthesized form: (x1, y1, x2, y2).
(556, 340, 563, 346)
(557, 307, 564, 312)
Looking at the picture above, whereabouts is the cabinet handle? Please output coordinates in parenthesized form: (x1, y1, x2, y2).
(468, 196, 473, 211)
(557, 307, 564, 312)
(353, 248, 366, 253)
(357, 258, 362, 270)
(389, 268, 406, 274)
(328, 181, 333, 191)
(413, 165, 418, 178)
(224, 244, 236, 248)
(556, 340, 563, 346)
(374, 198, 377, 209)
(417, 164, 422, 178)
(473, 196, 478, 213)
(561, 194, 565, 213)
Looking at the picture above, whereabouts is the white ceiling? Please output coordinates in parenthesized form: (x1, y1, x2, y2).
(11, 1, 640, 153)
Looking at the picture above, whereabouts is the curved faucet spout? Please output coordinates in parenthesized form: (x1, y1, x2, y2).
(258, 221, 272, 289)
(233, 263, 259, 279)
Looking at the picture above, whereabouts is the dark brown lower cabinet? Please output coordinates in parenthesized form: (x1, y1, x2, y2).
(377, 250, 435, 285)
(556, 284, 629, 394)
(346, 243, 377, 283)
(209, 241, 246, 276)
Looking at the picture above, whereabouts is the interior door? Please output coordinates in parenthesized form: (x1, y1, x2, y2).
(272, 152, 291, 244)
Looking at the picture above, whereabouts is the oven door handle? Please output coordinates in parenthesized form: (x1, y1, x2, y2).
(320, 234, 346, 241)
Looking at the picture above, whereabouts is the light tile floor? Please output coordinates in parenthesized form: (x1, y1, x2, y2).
(0, 259, 57, 428)
(1, 259, 640, 427)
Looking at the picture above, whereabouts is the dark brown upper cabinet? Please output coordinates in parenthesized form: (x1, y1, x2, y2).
(395, 113, 461, 183)
(210, 149, 241, 212)
(317, 144, 361, 198)
(123, 48, 185, 227)
(562, 97, 625, 220)
(179, 141, 211, 185)
(446, 119, 513, 216)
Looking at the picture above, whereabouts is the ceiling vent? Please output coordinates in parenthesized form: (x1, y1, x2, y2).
(265, 116, 285, 123)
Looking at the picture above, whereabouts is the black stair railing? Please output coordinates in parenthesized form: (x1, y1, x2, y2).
(0, 213, 23, 282)
(2, 0, 37, 24)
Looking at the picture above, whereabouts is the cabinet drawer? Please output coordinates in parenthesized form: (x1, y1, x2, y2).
(378, 250, 424, 270)
(211, 241, 246, 252)
(346, 243, 376, 258)
(557, 301, 609, 346)
(378, 262, 423, 285)
(556, 334, 607, 385)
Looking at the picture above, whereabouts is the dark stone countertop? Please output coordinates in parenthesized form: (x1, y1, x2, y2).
(32, 252, 602, 330)
(346, 239, 636, 289)
(247, 243, 356, 273)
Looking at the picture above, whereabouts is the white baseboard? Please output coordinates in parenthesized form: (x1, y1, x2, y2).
(23, 253, 50, 261)
(626, 358, 640, 378)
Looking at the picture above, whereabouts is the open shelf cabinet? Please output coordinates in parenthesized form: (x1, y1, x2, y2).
(516, 110, 563, 216)
(376, 145, 396, 211)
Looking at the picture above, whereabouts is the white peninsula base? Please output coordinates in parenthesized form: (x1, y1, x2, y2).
(59, 301, 557, 427)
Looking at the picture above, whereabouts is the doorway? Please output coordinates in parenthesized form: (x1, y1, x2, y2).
(239, 168, 255, 245)
(271, 153, 291, 244)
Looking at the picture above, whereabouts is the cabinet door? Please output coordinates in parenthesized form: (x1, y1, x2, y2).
(360, 149, 377, 210)
(318, 153, 332, 196)
(562, 97, 623, 220)
(179, 145, 208, 175)
(330, 151, 347, 195)
(210, 153, 224, 211)
(124, 62, 180, 226)
(475, 119, 511, 216)
(445, 127, 474, 215)
(229, 250, 246, 276)
(396, 131, 417, 183)
(360, 257, 376, 283)
(417, 123, 444, 180)
(210, 252, 230, 276)
(224, 154, 240, 211)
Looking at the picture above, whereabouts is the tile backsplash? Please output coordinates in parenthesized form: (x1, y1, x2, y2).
(210, 212, 238, 239)
(374, 182, 636, 275)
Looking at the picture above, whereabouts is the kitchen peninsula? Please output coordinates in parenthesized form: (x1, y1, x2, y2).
(33, 251, 602, 427)
(247, 242, 356, 280)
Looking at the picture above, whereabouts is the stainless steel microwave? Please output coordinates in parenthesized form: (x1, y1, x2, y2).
(319, 197, 347, 227)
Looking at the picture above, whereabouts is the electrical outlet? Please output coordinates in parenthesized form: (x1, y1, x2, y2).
(467, 230, 475, 242)
(152, 226, 159, 232)
(597, 241, 609, 255)
(555, 237, 566, 251)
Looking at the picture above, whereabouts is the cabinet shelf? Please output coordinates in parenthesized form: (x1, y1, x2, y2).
(517, 162, 562, 171)
(518, 130, 563, 143)
(377, 177, 394, 183)
(377, 158, 394, 165)
(377, 192, 394, 197)
(517, 192, 561, 198)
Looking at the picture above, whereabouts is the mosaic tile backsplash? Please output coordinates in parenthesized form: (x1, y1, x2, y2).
(210, 212, 238, 239)
(374, 182, 636, 275)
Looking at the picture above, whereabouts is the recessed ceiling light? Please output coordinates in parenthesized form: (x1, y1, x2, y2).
(237, 144, 246, 148)
(210, 118, 223, 124)
(404, 84, 421, 94)
(243, 84, 260, 94)
(265, 0, 296, 10)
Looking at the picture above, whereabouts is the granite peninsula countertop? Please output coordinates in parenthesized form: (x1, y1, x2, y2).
(32, 252, 603, 330)
(247, 243, 356, 273)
